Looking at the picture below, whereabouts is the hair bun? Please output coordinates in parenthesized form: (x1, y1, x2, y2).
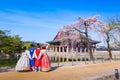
(41, 45, 46, 49)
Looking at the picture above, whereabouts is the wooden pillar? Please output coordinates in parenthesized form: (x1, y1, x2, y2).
(63, 47, 64, 52)
(84, 48, 86, 53)
(55, 47, 57, 52)
(80, 48, 82, 53)
(66, 46, 69, 53)
(59, 46, 60, 52)
(50, 47, 52, 52)
(76, 47, 78, 53)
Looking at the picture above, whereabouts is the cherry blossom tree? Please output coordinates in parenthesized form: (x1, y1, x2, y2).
(61, 15, 107, 61)
(72, 15, 107, 61)
(59, 15, 120, 61)
(105, 16, 120, 60)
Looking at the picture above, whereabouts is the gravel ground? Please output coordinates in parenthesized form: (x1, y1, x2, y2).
(0, 61, 120, 80)
(0, 66, 15, 73)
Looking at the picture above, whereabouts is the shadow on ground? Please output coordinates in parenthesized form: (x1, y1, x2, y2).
(50, 66, 61, 71)
(0, 66, 61, 73)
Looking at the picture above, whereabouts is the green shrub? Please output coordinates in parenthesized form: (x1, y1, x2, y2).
(56, 57, 59, 62)
(51, 56, 55, 62)
(82, 57, 85, 61)
(68, 58, 72, 62)
(60, 57, 62, 62)
(0, 58, 17, 67)
(73, 58, 76, 61)
(64, 57, 67, 62)
(86, 58, 89, 61)
(77, 58, 81, 61)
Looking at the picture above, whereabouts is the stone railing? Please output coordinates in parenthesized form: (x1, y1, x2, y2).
(47, 51, 120, 66)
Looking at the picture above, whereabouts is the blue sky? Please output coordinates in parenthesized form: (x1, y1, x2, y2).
(0, 0, 120, 46)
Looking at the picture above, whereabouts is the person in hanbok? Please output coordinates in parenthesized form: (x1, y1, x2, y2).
(15, 46, 30, 71)
(28, 44, 35, 71)
(40, 45, 51, 72)
(34, 43, 41, 72)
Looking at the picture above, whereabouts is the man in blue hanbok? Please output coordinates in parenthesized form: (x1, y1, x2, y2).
(28, 44, 35, 71)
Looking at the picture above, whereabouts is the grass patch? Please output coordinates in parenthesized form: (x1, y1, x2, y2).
(0, 58, 17, 67)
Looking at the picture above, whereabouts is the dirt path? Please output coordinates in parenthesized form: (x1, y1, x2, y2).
(0, 61, 120, 80)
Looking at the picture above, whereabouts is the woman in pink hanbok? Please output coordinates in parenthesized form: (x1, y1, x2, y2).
(40, 45, 51, 72)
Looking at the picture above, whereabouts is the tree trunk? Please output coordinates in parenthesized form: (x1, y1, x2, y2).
(85, 28, 94, 61)
(108, 48, 112, 60)
(88, 44, 94, 61)
(106, 34, 112, 60)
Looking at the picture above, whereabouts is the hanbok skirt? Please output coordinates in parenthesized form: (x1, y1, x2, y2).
(35, 58, 41, 66)
(41, 54, 51, 72)
(15, 55, 30, 71)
